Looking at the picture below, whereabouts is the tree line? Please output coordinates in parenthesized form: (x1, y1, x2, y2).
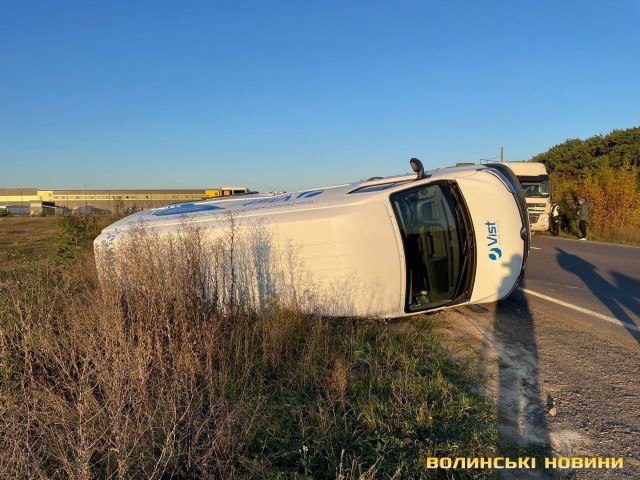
(531, 126, 640, 243)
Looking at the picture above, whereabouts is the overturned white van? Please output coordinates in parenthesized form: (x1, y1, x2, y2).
(95, 160, 530, 318)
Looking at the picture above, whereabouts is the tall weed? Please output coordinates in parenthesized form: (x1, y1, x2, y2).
(0, 226, 497, 479)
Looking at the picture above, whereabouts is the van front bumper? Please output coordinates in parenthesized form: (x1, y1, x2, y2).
(482, 164, 530, 295)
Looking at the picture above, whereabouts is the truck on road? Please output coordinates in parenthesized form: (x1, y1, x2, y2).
(95, 160, 530, 318)
(498, 161, 551, 233)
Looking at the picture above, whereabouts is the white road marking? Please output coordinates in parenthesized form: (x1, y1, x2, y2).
(525, 279, 589, 291)
(530, 247, 541, 250)
(519, 287, 640, 333)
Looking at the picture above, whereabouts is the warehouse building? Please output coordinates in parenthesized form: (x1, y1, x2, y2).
(0, 187, 251, 215)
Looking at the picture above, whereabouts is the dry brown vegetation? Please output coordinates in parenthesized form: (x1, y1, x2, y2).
(552, 169, 640, 244)
(533, 126, 640, 244)
(0, 216, 59, 260)
(0, 217, 498, 479)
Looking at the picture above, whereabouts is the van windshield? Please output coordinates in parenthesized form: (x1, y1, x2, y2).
(391, 182, 474, 312)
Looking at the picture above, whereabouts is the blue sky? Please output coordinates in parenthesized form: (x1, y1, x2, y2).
(1, 1, 639, 192)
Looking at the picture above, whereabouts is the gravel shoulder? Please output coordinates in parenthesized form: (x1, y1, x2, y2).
(436, 289, 640, 479)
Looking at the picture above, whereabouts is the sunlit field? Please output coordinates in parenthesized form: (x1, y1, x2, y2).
(0, 215, 499, 479)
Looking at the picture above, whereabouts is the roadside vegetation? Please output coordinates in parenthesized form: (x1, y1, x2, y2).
(532, 126, 640, 244)
(0, 216, 499, 479)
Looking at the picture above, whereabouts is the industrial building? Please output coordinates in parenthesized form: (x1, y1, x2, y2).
(0, 187, 251, 215)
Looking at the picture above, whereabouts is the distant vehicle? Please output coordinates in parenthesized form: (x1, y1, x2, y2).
(95, 160, 530, 318)
(497, 161, 551, 232)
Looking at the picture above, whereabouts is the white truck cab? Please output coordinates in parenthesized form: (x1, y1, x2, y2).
(95, 160, 530, 318)
(497, 161, 551, 232)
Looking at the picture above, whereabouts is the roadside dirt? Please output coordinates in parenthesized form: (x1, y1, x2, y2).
(435, 290, 640, 479)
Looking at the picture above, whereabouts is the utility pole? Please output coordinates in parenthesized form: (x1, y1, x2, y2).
(500, 146, 504, 163)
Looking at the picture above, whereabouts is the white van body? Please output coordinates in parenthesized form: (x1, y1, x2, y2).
(95, 163, 529, 318)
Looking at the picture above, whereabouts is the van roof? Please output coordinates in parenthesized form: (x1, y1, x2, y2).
(102, 164, 484, 231)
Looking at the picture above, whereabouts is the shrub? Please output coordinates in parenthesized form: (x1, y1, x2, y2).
(56, 214, 102, 258)
(550, 168, 640, 242)
(535, 126, 640, 243)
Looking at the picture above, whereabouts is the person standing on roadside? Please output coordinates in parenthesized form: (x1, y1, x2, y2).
(550, 201, 560, 236)
(576, 197, 589, 240)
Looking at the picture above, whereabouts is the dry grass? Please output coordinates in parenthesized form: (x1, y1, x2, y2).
(590, 224, 640, 245)
(0, 217, 498, 479)
(0, 216, 59, 260)
(548, 225, 640, 246)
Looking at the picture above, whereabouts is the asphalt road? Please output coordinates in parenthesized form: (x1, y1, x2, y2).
(443, 236, 640, 479)
(523, 236, 640, 339)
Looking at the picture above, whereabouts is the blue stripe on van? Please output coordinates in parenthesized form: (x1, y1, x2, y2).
(152, 204, 225, 216)
(296, 190, 323, 199)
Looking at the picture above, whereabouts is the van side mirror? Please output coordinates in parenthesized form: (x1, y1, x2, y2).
(410, 158, 425, 179)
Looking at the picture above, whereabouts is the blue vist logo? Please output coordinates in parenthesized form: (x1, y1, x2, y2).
(489, 247, 502, 260)
(486, 221, 501, 261)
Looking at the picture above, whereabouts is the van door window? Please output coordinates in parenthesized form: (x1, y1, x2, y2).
(391, 183, 473, 312)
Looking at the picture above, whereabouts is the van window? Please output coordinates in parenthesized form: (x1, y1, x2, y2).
(391, 183, 473, 312)
(350, 181, 410, 194)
